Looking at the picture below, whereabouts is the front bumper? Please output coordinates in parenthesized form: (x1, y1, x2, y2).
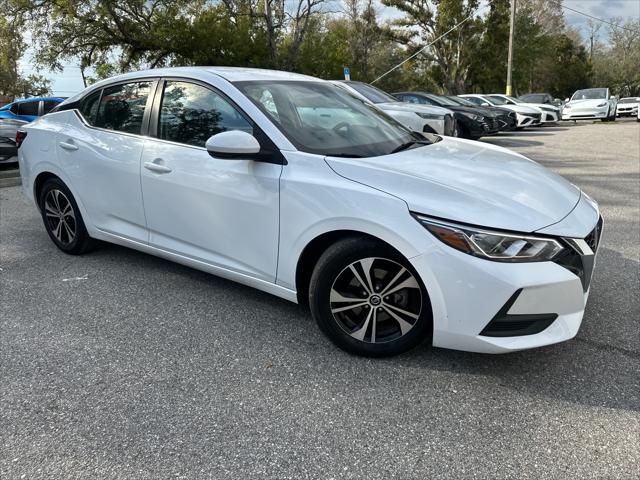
(515, 112, 542, 127)
(616, 107, 638, 116)
(409, 198, 601, 354)
(562, 107, 608, 120)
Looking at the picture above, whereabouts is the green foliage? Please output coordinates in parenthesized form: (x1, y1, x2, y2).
(3, 0, 626, 99)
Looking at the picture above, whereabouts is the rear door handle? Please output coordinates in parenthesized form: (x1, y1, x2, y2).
(144, 161, 172, 174)
(59, 141, 79, 151)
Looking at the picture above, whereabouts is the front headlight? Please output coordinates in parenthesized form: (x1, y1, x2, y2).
(413, 214, 564, 262)
(416, 112, 444, 120)
(460, 112, 483, 121)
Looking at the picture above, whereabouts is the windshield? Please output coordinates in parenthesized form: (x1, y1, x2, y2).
(618, 97, 639, 104)
(520, 94, 545, 103)
(343, 81, 398, 104)
(235, 81, 433, 157)
(426, 94, 458, 106)
(479, 96, 503, 105)
(447, 96, 475, 107)
(571, 88, 607, 100)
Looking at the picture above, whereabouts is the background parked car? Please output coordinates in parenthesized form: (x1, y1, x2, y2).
(616, 97, 639, 117)
(459, 94, 542, 128)
(0, 96, 66, 122)
(562, 88, 617, 121)
(486, 94, 560, 123)
(518, 93, 563, 108)
(394, 91, 499, 140)
(332, 81, 456, 137)
(0, 118, 28, 164)
(447, 96, 517, 131)
(0, 97, 66, 164)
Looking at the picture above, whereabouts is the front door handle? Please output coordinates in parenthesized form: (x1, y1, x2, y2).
(59, 141, 79, 151)
(144, 161, 172, 174)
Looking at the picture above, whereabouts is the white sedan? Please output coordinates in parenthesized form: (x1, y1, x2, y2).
(562, 88, 617, 121)
(486, 94, 560, 123)
(459, 94, 543, 128)
(18, 67, 601, 356)
(616, 97, 639, 117)
(331, 80, 456, 137)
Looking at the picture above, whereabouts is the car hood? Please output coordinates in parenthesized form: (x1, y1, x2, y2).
(445, 105, 494, 117)
(566, 99, 608, 109)
(325, 137, 581, 233)
(377, 102, 453, 116)
(522, 102, 559, 111)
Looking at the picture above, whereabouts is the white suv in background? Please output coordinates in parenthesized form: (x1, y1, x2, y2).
(562, 88, 617, 121)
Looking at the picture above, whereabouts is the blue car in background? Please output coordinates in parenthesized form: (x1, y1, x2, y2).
(0, 97, 66, 164)
(0, 96, 66, 122)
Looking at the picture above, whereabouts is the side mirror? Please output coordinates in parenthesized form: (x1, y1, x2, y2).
(564, 98, 569, 103)
(205, 130, 260, 159)
(609, 95, 616, 100)
(481, 102, 490, 106)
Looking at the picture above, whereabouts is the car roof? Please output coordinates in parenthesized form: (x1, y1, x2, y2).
(91, 66, 320, 85)
(6, 96, 66, 105)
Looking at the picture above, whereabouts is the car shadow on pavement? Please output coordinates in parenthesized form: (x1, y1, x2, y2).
(91, 240, 639, 414)
(394, 245, 639, 413)
(483, 138, 545, 148)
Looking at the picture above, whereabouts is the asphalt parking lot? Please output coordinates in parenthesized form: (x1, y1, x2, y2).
(1, 119, 639, 479)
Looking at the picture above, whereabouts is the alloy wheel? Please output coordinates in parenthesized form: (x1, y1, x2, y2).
(329, 257, 422, 344)
(44, 189, 76, 245)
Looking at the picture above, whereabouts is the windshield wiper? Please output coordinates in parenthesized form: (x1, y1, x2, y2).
(390, 140, 430, 154)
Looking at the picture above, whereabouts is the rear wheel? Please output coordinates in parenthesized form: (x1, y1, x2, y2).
(309, 237, 432, 357)
(39, 178, 95, 254)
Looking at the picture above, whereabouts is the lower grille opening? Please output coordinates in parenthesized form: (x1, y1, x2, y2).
(480, 289, 558, 337)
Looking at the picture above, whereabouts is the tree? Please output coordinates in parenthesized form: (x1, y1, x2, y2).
(591, 19, 640, 96)
(0, 14, 51, 97)
(381, 0, 481, 94)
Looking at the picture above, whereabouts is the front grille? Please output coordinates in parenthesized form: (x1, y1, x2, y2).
(530, 112, 542, 120)
(482, 117, 499, 132)
(480, 289, 558, 337)
(585, 216, 603, 252)
(554, 216, 603, 291)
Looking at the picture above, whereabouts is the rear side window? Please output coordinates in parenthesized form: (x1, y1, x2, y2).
(80, 90, 102, 125)
(95, 82, 151, 134)
(158, 81, 252, 147)
(17, 101, 39, 116)
(42, 100, 60, 115)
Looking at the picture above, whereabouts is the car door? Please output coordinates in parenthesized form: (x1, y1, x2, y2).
(56, 80, 155, 242)
(140, 79, 282, 282)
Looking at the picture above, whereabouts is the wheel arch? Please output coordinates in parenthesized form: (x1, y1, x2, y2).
(294, 229, 427, 308)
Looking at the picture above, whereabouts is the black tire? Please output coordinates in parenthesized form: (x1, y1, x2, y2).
(309, 237, 432, 357)
(38, 177, 96, 255)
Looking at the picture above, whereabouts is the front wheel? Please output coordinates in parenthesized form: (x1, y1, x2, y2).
(309, 237, 432, 357)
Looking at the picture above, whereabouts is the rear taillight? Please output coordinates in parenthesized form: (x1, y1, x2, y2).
(15, 130, 27, 148)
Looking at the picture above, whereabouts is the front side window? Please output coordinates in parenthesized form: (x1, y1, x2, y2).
(158, 81, 252, 147)
(95, 82, 151, 134)
(17, 101, 39, 116)
(236, 80, 433, 157)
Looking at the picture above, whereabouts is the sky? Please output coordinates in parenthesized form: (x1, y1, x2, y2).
(18, 0, 640, 97)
